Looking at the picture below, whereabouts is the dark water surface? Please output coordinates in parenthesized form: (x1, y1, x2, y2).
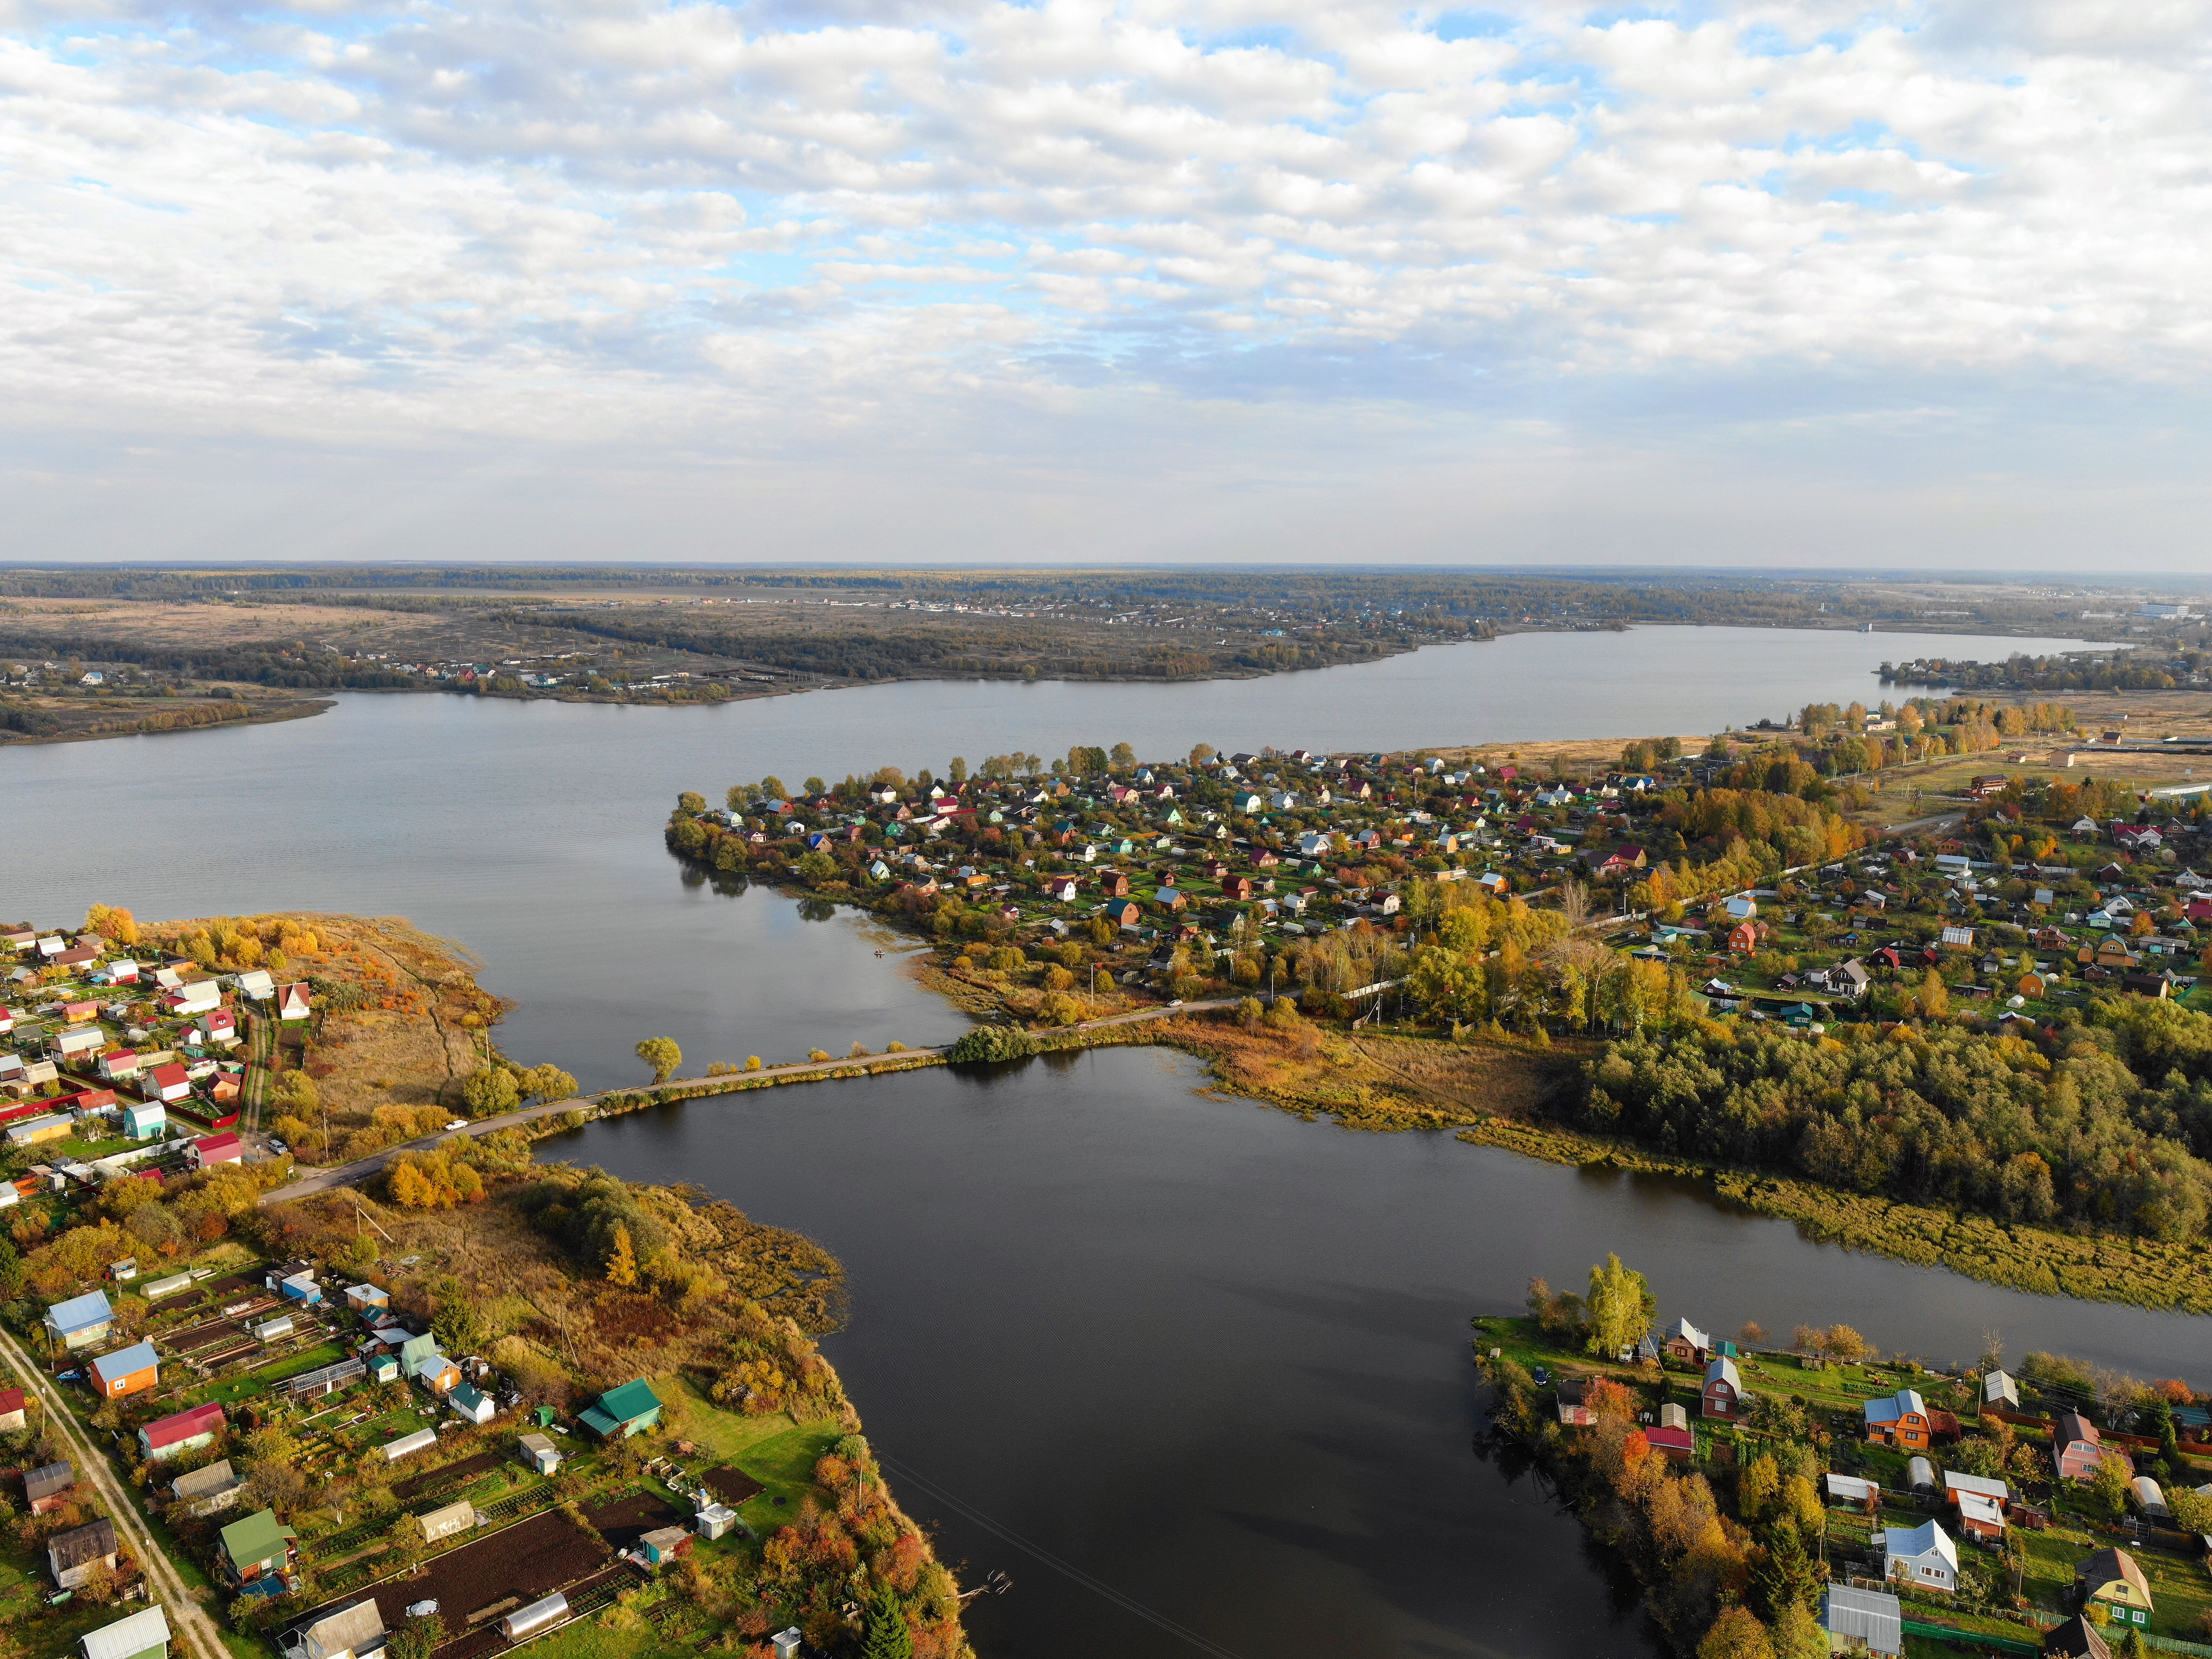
(558, 1050, 2211, 1659)
(4, 625, 2180, 1658)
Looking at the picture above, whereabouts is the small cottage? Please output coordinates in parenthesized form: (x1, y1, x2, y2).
(139, 1401, 225, 1461)
(520, 1432, 562, 1476)
(1661, 1318, 1709, 1365)
(171, 1459, 245, 1518)
(1881, 1519, 1958, 1594)
(1700, 1355, 1744, 1420)
(1647, 1402, 1695, 1462)
(49, 1518, 120, 1590)
(579, 1378, 663, 1440)
(89, 1340, 159, 1399)
(44, 1289, 114, 1350)
(2076, 1547, 2153, 1629)
(1864, 1388, 1934, 1451)
(2041, 1615, 2114, 1659)
(292, 1600, 385, 1659)
(2052, 1412, 2109, 1483)
(217, 1508, 299, 1587)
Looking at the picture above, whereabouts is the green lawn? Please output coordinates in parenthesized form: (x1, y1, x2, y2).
(649, 1375, 842, 1537)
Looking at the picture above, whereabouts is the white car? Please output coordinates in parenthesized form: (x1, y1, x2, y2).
(444, 1120, 468, 1131)
(406, 1601, 439, 1620)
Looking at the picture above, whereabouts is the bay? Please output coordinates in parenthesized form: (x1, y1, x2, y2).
(559, 1049, 2212, 1659)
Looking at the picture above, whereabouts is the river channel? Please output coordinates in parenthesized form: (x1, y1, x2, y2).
(4, 625, 2182, 1658)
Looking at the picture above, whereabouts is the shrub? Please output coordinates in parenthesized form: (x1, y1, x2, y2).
(947, 1026, 1038, 1064)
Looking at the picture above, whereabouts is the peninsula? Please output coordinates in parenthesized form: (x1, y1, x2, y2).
(659, 704, 2212, 1312)
(0, 908, 972, 1659)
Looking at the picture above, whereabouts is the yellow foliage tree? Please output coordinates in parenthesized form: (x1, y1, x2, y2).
(606, 1224, 639, 1286)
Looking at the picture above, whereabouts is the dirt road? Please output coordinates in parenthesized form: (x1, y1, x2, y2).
(0, 1324, 230, 1659)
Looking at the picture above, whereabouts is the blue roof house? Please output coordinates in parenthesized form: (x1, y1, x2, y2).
(45, 1291, 114, 1351)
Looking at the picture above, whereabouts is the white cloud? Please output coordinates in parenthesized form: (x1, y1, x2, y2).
(4, 0, 2212, 563)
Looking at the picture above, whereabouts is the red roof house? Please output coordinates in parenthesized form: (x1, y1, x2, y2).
(144, 1063, 191, 1103)
(276, 983, 311, 1021)
(139, 1401, 226, 1461)
(192, 1133, 245, 1169)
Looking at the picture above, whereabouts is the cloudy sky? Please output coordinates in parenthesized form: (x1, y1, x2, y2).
(5, 0, 2210, 567)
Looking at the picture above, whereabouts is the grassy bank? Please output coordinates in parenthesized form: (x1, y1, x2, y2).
(1451, 1114, 2212, 1317)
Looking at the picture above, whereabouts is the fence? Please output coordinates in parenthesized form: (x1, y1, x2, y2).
(1900, 1618, 2039, 1655)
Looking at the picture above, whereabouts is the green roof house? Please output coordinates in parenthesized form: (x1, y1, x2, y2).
(578, 1379, 662, 1440)
(218, 1508, 299, 1588)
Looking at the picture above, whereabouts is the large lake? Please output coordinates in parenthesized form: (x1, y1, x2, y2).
(8, 624, 2183, 1658)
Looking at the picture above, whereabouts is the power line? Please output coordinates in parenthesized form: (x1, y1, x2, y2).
(875, 1453, 1249, 1659)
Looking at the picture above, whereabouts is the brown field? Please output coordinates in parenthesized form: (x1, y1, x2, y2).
(267, 1171, 848, 1392)
(292, 1508, 612, 1656)
(581, 1489, 684, 1552)
(702, 1466, 764, 1507)
(140, 911, 499, 1151)
(1160, 1017, 1578, 1131)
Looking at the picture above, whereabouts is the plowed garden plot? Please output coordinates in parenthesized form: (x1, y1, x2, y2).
(435, 1566, 631, 1659)
(166, 1318, 248, 1352)
(704, 1467, 763, 1507)
(292, 1510, 611, 1658)
(394, 1450, 504, 1503)
(582, 1490, 684, 1552)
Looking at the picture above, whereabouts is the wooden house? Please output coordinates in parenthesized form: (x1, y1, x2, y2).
(89, 1340, 158, 1399)
(217, 1509, 298, 1587)
(1661, 1318, 1708, 1365)
(1647, 1402, 1695, 1461)
(2052, 1412, 2110, 1483)
(2076, 1548, 2152, 1630)
(49, 1519, 119, 1590)
(1863, 1388, 1934, 1451)
(2040, 1616, 2113, 1659)
(1701, 1355, 1744, 1420)
(1880, 1520, 1957, 1594)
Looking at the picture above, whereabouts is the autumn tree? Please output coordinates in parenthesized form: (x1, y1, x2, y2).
(1769, 1602, 1828, 1659)
(461, 1066, 518, 1118)
(1697, 1605, 1773, 1659)
(605, 1225, 639, 1287)
(1583, 1253, 1656, 1358)
(1821, 1325, 1870, 1364)
(1737, 1453, 1781, 1523)
(520, 1064, 578, 1104)
(83, 904, 139, 945)
(635, 1037, 682, 1084)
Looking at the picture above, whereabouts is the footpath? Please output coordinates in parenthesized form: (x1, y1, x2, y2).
(259, 996, 1235, 1205)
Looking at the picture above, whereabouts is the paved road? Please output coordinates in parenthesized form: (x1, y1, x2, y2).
(0, 1324, 228, 1659)
(259, 996, 1237, 1206)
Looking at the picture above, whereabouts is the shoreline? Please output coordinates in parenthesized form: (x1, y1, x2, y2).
(0, 618, 2121, 751)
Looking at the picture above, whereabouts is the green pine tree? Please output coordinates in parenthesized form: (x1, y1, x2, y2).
(861, 1586, 914, 1659)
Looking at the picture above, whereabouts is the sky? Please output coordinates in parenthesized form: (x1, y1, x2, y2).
(5, 0, 2212, 568)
